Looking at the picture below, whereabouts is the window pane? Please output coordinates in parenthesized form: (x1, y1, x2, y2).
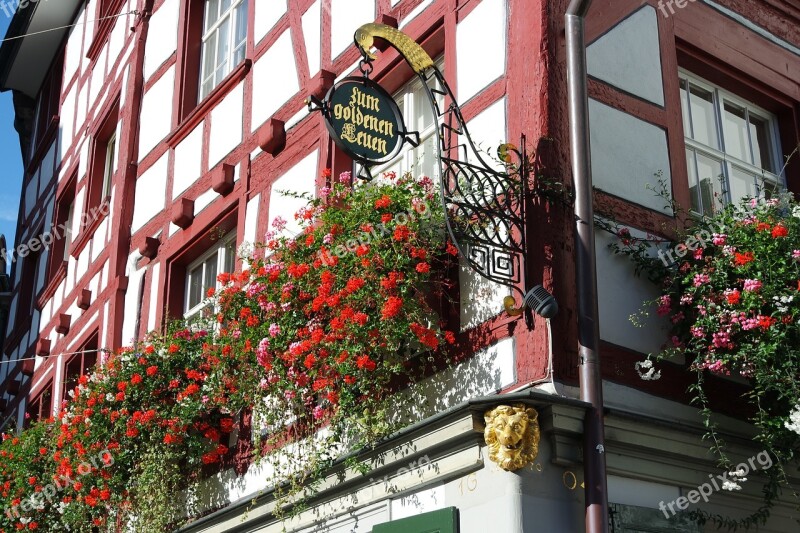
(64, 202, 74, 260)
(221, 0, 232, 13)
(200, 36, 217, 98)
(205, 0, 221, 31)
(234, 2, 247, 50)
(686, 149, 701, 213)
(722, 101, 749, 163)
(679, 78, 691, 136)
(204, 255, 218, 294)
(188, 266, 203, 309)
(688, 84, 719, 149)
(414, 85, 434, 132)
(223, 240, 236, 274)
(695, 152, 724, 216)
(215, 19, 230, 72)
(728, 165, 756, 203)
(748, 113, 774, 172)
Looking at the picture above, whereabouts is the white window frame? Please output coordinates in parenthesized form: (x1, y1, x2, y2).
(183, 233, 237, 320)
(371, 58, 445, 180)
(679, 70, 784, 214)
(63, 201, 74, 261)
(199, 0, 248, 101)
(102, 132, 117, 200)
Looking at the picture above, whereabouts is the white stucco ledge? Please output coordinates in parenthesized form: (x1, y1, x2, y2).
(174, 391, 591, 533)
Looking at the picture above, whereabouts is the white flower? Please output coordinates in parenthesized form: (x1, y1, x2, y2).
(785, 404, 800, 436)
(722, 479, 742, 491)
(237, 240, 254, 260)
(635, 360, 661, 381)
(792, 205, 800, 219)
(106, 393, 115, 402)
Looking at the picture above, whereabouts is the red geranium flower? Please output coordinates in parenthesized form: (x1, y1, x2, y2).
(771, 225, 788, 238)
(381, 297, 403, 319)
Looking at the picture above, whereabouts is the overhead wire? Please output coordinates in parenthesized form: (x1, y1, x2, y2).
(0, 10, 139, 44)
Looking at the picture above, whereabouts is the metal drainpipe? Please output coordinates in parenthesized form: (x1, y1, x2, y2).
(565, 1, 610, 532)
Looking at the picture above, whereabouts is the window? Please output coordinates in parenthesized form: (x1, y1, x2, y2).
(102, 132, 117, 199)
(184, 233, 236, 319)
(29, 53, 63, 162)
(199, 0, 248, 100)
(88, 102, 119, 211)
(374, 61, 445, 180)
(17, 250, 41, 329)
(24, 386, 52, 428)
(51, 191, 75, 272)
(63, 337, 98, 402)
(680, 71, 783, 215)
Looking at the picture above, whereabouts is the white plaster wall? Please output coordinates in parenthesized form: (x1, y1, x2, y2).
(267, 150, 318, 238)
(131, 154, 168, 232)
(456, 0, 506, 103)
(121, 253, 146, 343)
(399, 0, 433, 28)
(172, 124, 204, 199)
(147, 262, 160, 333)
(108, 10, 127, 67)
(59, 84, 77, 161)
(209, 83, 244, 167)
(302, 1, 322, 77)
(331, 0, 374, 59)
(595, 225, 669, 354)
(252, 30, 298, 131)
(587, 6, 664, 106)
(138, 66, 176, 160)
(75, 83, 88, 135)
(24, 178, 37, 217)
(589, 99, 672, 213)
(144, 0, 179, 80)
(243, 193, 260, 245)
(459, 98, 510, 329)
(254, 0, 287, 44)
(63, 5, 85, 81)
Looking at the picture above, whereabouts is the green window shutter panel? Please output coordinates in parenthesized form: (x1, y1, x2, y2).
(372, 507, 459, 533)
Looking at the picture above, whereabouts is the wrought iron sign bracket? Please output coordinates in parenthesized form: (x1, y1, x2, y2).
(307, 23, 559, 327)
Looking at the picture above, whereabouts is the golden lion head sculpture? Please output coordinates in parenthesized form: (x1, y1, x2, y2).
(484, 404, 540, 472)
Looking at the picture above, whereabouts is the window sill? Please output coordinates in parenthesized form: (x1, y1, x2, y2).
(167, 59, 252, 148)
(69, 197, 110, 259)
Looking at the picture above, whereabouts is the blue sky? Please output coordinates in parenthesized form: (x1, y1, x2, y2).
(0, 15, 23, 272)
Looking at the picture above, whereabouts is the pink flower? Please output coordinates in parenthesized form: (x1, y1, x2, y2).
(338, 171, 352, 184)
(793, 250, 800, 261)
(312, 406, 325, 420)
(272, 216, 287, 231)
(743, 279, 762, 292)
(694, 248, 704, 260)
(656, 295, 671, 316)
(691, 326, 705, 338)
(712, 234, 727, 246)
(269, 323, 281, 337)
(693, 274, 710, 287)
(257, 338, 271, 368)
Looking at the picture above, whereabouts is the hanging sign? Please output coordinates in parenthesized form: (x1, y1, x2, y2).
(323, 77, 406, 165)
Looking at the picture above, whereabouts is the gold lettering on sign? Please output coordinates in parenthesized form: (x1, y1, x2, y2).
(332, 86, 395, 156)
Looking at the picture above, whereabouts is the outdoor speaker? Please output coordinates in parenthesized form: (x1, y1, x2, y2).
(523, 285, 559, 319)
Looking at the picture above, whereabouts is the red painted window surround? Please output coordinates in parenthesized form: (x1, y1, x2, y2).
(70, 99, 120, 259)
(86, 0, 127, 61)
(164, 206, 239, 323)
(24, 381, 53, 428)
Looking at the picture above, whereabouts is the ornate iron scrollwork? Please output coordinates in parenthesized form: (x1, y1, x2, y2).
(310, 23, 539, 325)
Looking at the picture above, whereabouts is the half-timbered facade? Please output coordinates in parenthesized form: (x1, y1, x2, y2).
(0, 0, 798, 531)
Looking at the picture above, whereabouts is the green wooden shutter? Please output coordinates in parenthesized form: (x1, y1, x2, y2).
(372, 507, 459, 533)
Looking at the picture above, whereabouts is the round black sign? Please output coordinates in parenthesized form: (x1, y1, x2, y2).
(323, 78, 406, 165)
